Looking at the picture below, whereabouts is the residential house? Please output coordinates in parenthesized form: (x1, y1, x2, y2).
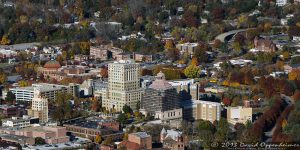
(160, 128, 184, 150)
(252, 37, 277, 53)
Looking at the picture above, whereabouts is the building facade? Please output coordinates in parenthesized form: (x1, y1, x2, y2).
(9, 83, 79, 102)
(253, 37, 277, 53)
(128, 132, 152, 149)
(160, 128, 184, 150)
(27, 91, 49, 123)
(182, 100, 221, 122)
(140, 72, 182, 120)
(227, 106, 252, 125)
(1, 116, 38, 128)
(101, 60, 142, 112)
(176, 43, 198, 57)
(0, 126, 69, 144)
(89, 45, 123, 60)
(0, 105, 17, 117)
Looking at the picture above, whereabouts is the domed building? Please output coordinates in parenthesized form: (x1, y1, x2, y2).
(43, 60, 61, 69)
(140, 71, 182, 121)
(38, 60, 63, 80)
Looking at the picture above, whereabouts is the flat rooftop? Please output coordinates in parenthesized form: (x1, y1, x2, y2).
(10, 83, 69, 92)
(181, 99, 221, 108)
(0, 134, 32, 141)
(131, 132, 150, 138)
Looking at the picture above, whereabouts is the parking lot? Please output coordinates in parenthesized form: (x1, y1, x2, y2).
(22, 137, 90, 150)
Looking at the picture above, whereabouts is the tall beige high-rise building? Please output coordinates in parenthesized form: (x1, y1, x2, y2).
(27, 90, 48, 123)
(102, 60, 142, 112)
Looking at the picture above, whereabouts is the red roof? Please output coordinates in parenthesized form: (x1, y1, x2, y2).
(149, 71, 173, 90)
(43, 60, 61, 69)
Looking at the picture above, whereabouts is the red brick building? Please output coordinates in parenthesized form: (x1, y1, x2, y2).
(119, 132, 152, 150)
(254, 37, 277, 53)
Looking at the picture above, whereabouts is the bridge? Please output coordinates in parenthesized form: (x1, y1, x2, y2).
(215, 29, 249, 42)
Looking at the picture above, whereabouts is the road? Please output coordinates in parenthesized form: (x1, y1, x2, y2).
(215, 29, 249, 42)
(214, 26, 286, 43)
(264, 94, 293, 142)
(0, 42, 41, 50)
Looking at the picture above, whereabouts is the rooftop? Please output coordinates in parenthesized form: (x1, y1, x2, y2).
(161, 128, 182, 141)
(10, 83, 69, 93)
(149, 71, 173, 90)
(181, 99, 221, 108)
(131, 132, 151, 138)
(43, 60, 61, 69)
(112, 59, 136, 64)
(0, 134, 32, 141)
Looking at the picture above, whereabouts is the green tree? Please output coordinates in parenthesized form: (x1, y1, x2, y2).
(118, 113, 128, 125)
(122, 105, 133, 114)
(136, 101, 140, 110)
(232, 41, 242, 52)
(184, 64, 200, 78)
(195, 119, 215, 148)
(166, 48, 179, 61)
(35, 137, 46, 145)
(5, 91, 15, 103)
(214, 118, 231, 142)
(51, 92, 74, 126)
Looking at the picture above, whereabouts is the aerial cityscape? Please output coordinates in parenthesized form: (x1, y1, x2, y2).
(0, 0, 300, 149)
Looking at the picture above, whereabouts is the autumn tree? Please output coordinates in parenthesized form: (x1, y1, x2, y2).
(184, 64, 200, 78)
(222, 97, 232, 106)
(94, 134, 102, 144)
(100, 66, 108, 78)
(60, 77, 83, 85)
(191, 57, 199, 66)
(264, 22, 272, 33)
(212, 7, 225, 21)
(79, 42, 90, 55)
(293, 90, 300, 101)
(213, 39, 222, 49)
(1, 34, 10, 45)
(0, 73, 7, 84)
(141, 68, 153, 76)
(165, 39, 175, 50)
(91, 99, 101, 112)
(289, 69, 300, 80)
(18, 80, 29, 87)
(194, 43, 208, 63)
